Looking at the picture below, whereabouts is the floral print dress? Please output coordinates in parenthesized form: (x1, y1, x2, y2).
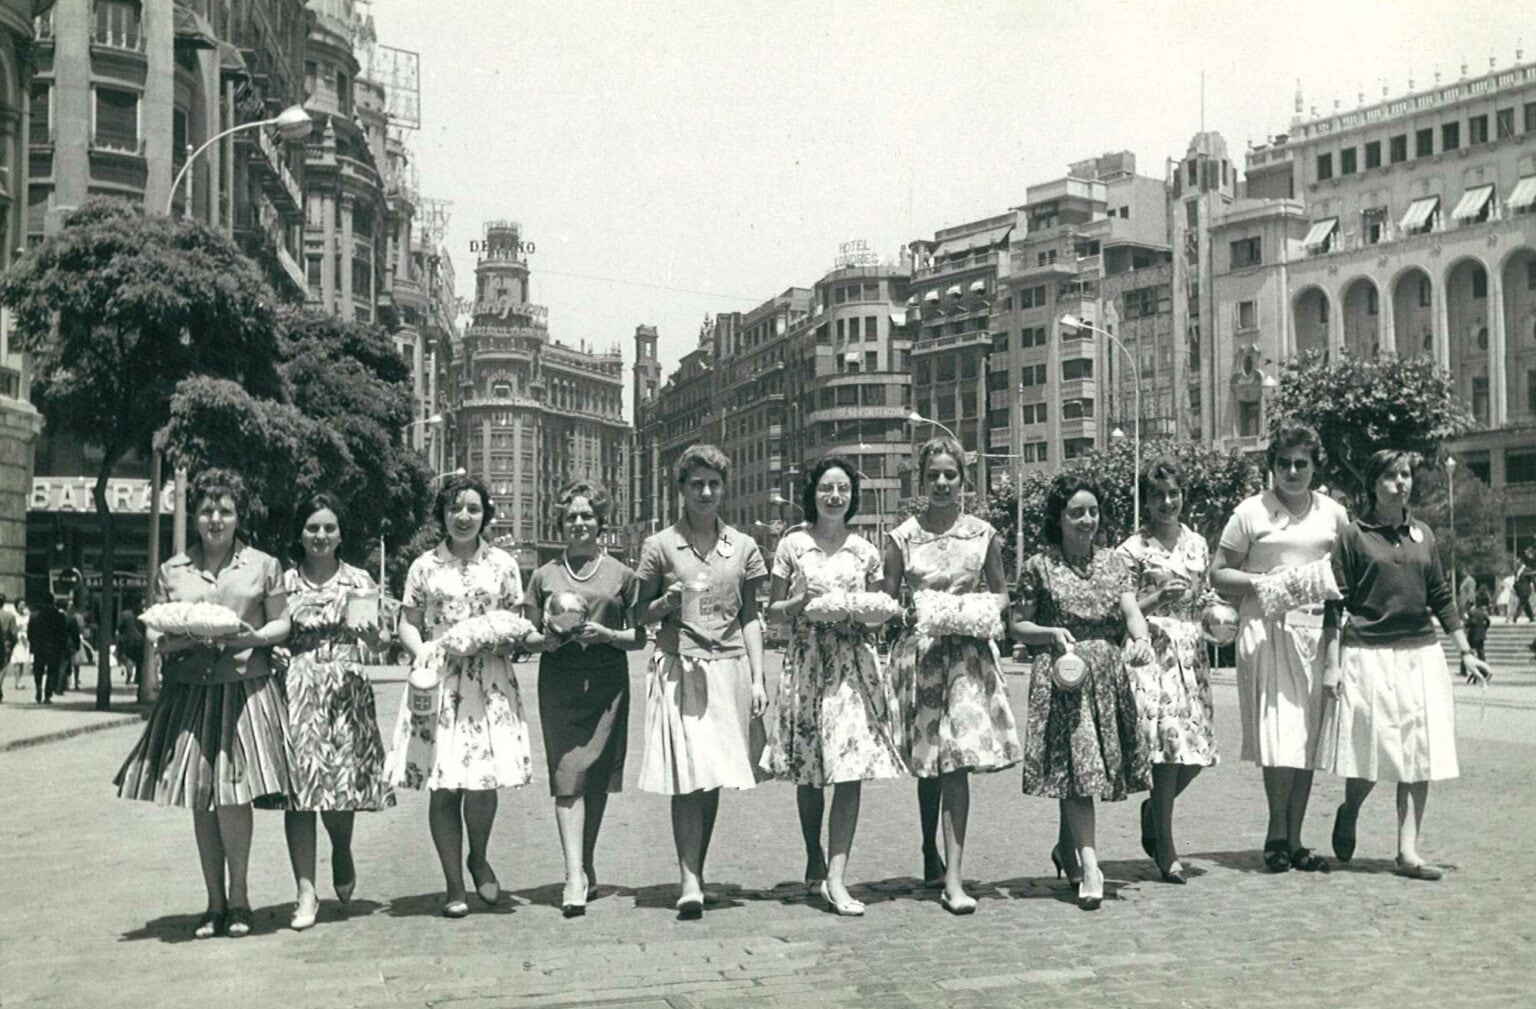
(764, 530, 906, 786)
(385, 542, 533, 791)
(1117, 526, 1219, 767)
(888, 514, 1022, 778)
(283, 562, 394, 810)
(1018, 547, 1150, 801)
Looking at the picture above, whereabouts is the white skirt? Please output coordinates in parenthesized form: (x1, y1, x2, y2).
(1235, 608, 1324, 768)
(638, 651, 761, 795)
(1317, 641, 1458, 783)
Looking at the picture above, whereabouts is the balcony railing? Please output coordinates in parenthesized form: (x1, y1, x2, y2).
(92, 27, 146, 53)
(91, 135, 146, 156)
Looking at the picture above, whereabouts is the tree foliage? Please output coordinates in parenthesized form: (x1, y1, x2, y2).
(1414, 465, 1510, 581)
(1269, 349, 1475, 499)
(986, 438, 1263, 580)
(0, 199, 283, 708)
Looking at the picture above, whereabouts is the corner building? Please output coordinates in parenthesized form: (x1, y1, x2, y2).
(1214, 60, 1536, 550)
(449, 220, 630, 573)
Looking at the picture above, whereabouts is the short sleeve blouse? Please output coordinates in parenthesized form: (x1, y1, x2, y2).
(1218, 490, 1348, 619)
(888, 514, 997, 595)
(1116, 524, 1210, 623)
(771, 528, 882, 596)
(403, 541, 524, 642)
(157, 542, 286, 684)
(525, 554, 640, 670)
(283, 561, 376, 655)
(636, 520, 767, 658)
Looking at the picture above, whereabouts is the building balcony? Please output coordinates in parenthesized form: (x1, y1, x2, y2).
(1057, 416, 1097, 441)
(910, 330, 992, 356)
(89, 136, 145, 158)
(914, 250, 999, 281)
(91, 27, 146, 53)
(240, 127, 304, 215)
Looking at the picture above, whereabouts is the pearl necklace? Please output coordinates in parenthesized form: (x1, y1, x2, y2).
(562, 550, 603, 583)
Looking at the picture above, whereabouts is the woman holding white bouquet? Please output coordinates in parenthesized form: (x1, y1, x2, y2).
(883, 436, 1021, 915)
(114, 469, 292, 940)
(522, 480, 645, 917)
(1014, 475, 1154, 910)
(280, 494, 393, 931)
(765, 455, 905, 917)
(385, 474, 532, 918)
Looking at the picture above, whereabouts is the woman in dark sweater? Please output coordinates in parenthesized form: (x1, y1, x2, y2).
(1318, 450, 1491, 880)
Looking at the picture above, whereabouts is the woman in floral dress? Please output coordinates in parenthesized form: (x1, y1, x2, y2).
(1116, 458, 1218, 884)
(1013, 475, 1154, 911)
(385, 474, 531, 918)
(281, 495, 393, 931)
(883, 436, 1021, 915)
(765, 455, 905, 917)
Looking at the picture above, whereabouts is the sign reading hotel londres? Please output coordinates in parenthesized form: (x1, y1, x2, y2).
(29, 477, 177, 515)
(835, 239, 879, 269)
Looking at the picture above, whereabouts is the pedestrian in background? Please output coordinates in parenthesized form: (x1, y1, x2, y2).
(1465, 592, 1491, 663)
(1318, 449, 1491, 880)
(522, 479, 644, 918)
(765, 455, 905, 918)
(1117, 457, 1219, 884)
(634, 445, 769, 920)
(27, 595, 71, 704)
(1511, 559, 1534, 622)
(9, 599, 31, 693)
(384, 473, 532, 919)
(67, 601, 91, 690)
(281, 495, 393, 931)
(1458, 572, 1476, 619)
(884, 436, 1020, 915)
(113, 468, 292, 940)
(0, 594, 16, 702)
(115, 604, 144, 684)
(1014, 475, 1153, 910)
(1210, 422, 1349, 874)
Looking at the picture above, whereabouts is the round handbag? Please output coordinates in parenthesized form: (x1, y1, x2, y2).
(1051, 650, 1087, 691)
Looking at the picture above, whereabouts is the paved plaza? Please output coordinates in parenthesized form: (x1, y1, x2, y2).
(2, 652, 1533, 1009)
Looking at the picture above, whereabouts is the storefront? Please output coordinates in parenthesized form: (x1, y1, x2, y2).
(25, 476, 174, 615)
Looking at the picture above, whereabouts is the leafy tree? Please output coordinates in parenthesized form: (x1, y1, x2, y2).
(0, 200, 282, 709)
(986, 438, 1263, 580)
(1414, 464, 1510, 586)
(1269, 349, 1475, 500)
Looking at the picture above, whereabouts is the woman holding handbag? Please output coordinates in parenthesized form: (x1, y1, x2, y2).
(634, 444, 769, 919)
(522, 479, 645, 917)
(765, 454, 905, 917)
(1013, 474, 1154, 910)
(113, 469, 292, 940)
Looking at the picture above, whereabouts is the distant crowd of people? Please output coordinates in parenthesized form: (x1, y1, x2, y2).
(103, 423, 1488, 940)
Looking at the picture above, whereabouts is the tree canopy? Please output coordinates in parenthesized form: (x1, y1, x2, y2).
(1269, 349, 1475, 499)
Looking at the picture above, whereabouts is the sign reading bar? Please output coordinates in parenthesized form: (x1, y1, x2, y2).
(29, 477, 177, 515)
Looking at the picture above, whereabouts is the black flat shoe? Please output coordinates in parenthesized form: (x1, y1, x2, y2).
(1289, 846, 1330, 873)
(224, 906, 253, 938)
(1331, 804, 1357, 863)
(1263, 839, 1292, 873)
(675, 896, 704, 920)
(192, 911, 224, 940)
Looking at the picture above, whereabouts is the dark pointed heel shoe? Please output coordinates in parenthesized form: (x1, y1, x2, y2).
(584, 864, 598, 902)
(1289, 846, 1330, 873)
(1050, 844, 1083, 886)
(224, 906, 253, 938)
(442, 899, 470, 919)
(192, 911, 224, 940)
(1263, 839, 1292, 873)
(467, 858, 501, 905)
(1394, 857, 1444, 881)
(922, 848, 946, 888)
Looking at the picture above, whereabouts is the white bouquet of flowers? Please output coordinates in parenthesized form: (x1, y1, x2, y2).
(913, 590, 1004, 640)
(801, 591, 851, 623)
(140, 601, 246, 638)
(1253, 558, 1341, 619)
(843, 591, 905, 627)
(439, 610, 535, 657)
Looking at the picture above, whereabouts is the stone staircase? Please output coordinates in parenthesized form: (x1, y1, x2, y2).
(1439, 621, 1535, 672)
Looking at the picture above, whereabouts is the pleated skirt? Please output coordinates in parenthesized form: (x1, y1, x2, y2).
(1317, 641, 1459, 783)
(114, 675, 291, 811)
(638, 651, 759, 795)
(1235, 609, 1325, 768)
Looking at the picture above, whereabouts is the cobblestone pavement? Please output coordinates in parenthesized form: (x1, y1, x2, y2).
(2, 651, 1532, 1009)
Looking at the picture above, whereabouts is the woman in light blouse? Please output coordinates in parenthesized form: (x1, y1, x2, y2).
(114, 469, 291, 940)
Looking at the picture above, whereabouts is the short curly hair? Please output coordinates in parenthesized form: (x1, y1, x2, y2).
(553, 479, 612, 532)
(916, 435, 967, 490)
(190, 468, 252, 530)
(1266, 421, 1327, 474)
(290, 492, 346, 561)
(434, 473, 496, 539)
(675, 444, 731, 486)
(1041, 474, 1109, 546)
(1138, 455, 1185, 513)
(800, 455, 861, 523)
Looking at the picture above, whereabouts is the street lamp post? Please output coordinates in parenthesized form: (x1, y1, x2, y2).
(1061, 315, 1141, 534)
(1446, 456, 1458, 609)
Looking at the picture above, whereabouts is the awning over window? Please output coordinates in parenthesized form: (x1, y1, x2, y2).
(968, 280, 987, 293)
(1302, 217, 1338, 251)
(922, 289, 940, 303)
(1399, 195, 1440, 233)
(933, 224, 1014, 258)
(1451, 184, 1495, 222)
(945, 284, 963, 298)
(1507, 175, 1536, 212)
(889, 310, 908, 327)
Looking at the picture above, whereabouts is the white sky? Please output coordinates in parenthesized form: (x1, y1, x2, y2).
(368, 0, 1529, 396)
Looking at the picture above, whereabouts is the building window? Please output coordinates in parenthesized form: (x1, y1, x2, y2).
(1122, 284, 1170, 320)
(1340, 148, 1357, 175)
(1367, 286, 1379, 316)
(1527, 259, 1536, 291)
(1497, 107, 1516, 139)
(1229, 237, 1262, 269)
(1472, 376, 1489, 424)
(1389, 134, 1407, 163)
(865, 351, 878, 371)
(1364, 141, 1381, 169)
(1316, 152, 1333, 181)
(1237, 300, 1257, 330)
(28, 83, 49, 145)
(1318, 297, 1329, 324)
(1526, 102, 1536, 133)
(916, 360, 930, 384)
(1528, 371, 1536, 415)
(1017, 285, 1048, 309)
(1419, 277, 1432, 307)
(93, 87, 139, 151)
(336, 72, 351, 115)
(93, 0, 142, 50)
(1062, 398, 1094, 420)
(1062, 358, 1093, 381)
(1472, 266, 1487, 299)
(866, 316, 879, 341)
(1469, 114, 1489, 145)
(306, 256, 321, 291)
(1238, 401, 1261, 437)
(1442, 122, 1460, 151)
(1415, 127, 1434, 157)
(1363, 206, 1387, 244)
